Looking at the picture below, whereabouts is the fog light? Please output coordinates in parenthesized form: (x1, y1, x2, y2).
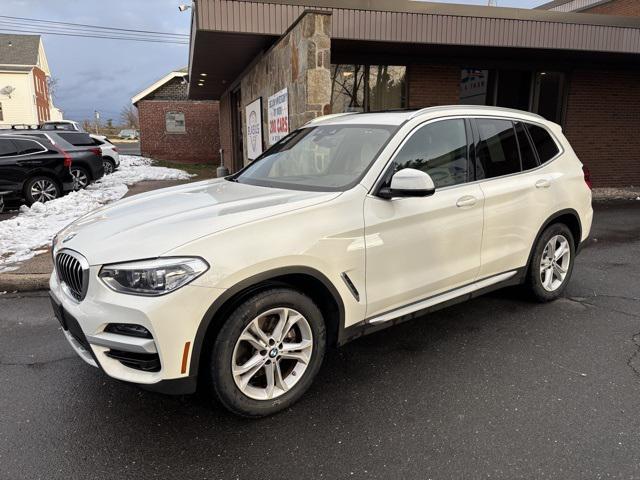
(105, 323, 152, 339)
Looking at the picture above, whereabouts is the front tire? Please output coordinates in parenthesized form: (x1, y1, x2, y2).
(23, 176, 61, 205)
(526, 223, 575, 302)
(209, 288, 326, 417)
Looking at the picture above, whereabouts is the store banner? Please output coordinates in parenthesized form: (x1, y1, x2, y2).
(245, 98, 263, 160)
(268, 88, 289, 145)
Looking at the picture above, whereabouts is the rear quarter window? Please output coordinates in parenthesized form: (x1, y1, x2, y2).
(0, 138, 18, 157)
(527, 124, 560, 163)
(56, 132, 95, 147)
(13, 139, 45, 155)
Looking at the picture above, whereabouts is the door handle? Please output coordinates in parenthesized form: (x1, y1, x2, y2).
(456, 195, 477, 208)
(535, 179, 551, 189)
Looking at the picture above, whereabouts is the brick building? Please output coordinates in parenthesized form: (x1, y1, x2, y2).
(538, 0, 640, 16)
(186, 0, 640, 187)
(132, 68, 221, 164)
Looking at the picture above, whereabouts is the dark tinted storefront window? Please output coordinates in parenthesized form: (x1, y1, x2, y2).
(461, 68, 566, 124)
(368, 66, 407, 112)
(460, 69, 492, 105)
(330, 65, 366, 113)
(476, 119, 520, 179)
(331, 64, 406, 113)
(534, 72, 564, 124)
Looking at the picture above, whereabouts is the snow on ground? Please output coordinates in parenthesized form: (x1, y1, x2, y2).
(0, 155, 193, 273)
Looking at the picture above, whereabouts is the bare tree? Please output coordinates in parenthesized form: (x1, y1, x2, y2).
(120, 105, 139, 129)
(47, 76, 59, 100)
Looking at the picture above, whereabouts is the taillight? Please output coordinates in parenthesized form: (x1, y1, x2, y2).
(582, 166, 593, 190)
(91, 147, 102, 157)
(112, 146, 118, 152)
(61, 149, 72, 168)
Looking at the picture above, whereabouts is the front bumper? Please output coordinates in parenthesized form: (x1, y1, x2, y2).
(50, 266, 225, 393)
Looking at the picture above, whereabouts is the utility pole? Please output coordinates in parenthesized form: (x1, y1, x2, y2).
(94, 110, 100, 135)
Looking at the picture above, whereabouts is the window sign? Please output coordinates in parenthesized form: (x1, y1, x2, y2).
(245, 98, 263, 160)
(166, 111, 186, 133)
(268, 88, 289, 145)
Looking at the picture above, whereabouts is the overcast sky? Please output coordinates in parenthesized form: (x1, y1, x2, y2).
(4, 0, 546, 123)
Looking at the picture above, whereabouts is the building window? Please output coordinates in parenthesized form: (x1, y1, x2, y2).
(330, 64, 406, 113)
(166, 111, 186, 133)
(460, 68, 566, 124)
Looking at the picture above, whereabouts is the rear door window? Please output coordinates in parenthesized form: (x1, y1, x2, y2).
(475, 119, 521, 179)
(514, 122, 539, 171)
(0, 138, 18, 157)
(526, 124, 560, 163)
(13, 139, 45, 155)
(56, 132, 95, 147)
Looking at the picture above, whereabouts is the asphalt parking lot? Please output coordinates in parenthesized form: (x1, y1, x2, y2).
(1, 201, 639, 479)
(111, 140, 141, 155)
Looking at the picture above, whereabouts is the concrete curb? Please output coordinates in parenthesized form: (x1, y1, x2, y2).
(0, 273, 50, 293)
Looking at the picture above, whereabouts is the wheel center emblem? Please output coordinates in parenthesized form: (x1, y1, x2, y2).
(269, 347, 279, 358)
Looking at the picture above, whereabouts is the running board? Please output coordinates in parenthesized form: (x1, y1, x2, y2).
(367, 271, 518, 325)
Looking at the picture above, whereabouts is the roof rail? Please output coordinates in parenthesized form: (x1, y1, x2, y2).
(303, 112, 358, 126)
(0, 123, 39, 130)
(407, 105, 547, 120)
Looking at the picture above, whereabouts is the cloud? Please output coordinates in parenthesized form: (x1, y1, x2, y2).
(3, 0, 189, 121)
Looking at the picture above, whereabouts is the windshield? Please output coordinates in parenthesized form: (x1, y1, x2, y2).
(233, 124, 396, 191)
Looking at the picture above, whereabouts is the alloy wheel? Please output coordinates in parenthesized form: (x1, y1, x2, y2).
(30, 179, 58, 203)
(540, 234, 571, 292)
(231, 307, 313, 401)
(71, 168, 89, 189)
(103, 161, 114, 175)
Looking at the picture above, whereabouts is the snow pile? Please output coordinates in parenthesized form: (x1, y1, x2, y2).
(0, 156, 193, 273)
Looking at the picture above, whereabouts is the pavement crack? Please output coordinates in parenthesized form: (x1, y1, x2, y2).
(627, 333, 640, 380)
(0, 355, 77, 367)
(567, 296, 640, 320)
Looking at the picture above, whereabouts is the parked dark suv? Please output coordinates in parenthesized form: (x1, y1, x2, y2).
(0, 135, 74, 206)
(0, 131, 104, 189)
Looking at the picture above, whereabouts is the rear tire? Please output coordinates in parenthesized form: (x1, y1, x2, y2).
(209, 288, 326, 417)
(70, 166, 91, 190)
(23, 176, 61, 205)
(526, 223, 575, 302)
(103, 158, 115, 175)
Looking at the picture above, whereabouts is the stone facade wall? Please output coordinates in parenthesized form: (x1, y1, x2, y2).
(239, 11, 331, 165)
(138, 99, 220, 164)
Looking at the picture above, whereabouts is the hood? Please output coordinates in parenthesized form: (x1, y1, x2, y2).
(57, 179, 340, 265)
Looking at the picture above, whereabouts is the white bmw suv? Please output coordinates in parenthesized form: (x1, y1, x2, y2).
(50, 106, 593, 417)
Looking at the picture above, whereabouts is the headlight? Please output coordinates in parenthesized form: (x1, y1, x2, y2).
(99, 257, 209, 296)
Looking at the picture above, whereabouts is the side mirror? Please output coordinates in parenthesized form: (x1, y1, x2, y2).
(378, 168, 436, 199)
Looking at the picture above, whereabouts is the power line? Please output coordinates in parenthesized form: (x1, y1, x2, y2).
(0, 15, 189, 38)
(0, 27, 188, 44)
(0, 18, 188, 41)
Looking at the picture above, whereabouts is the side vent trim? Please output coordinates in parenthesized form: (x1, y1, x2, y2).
(340, 272, 360, 302)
